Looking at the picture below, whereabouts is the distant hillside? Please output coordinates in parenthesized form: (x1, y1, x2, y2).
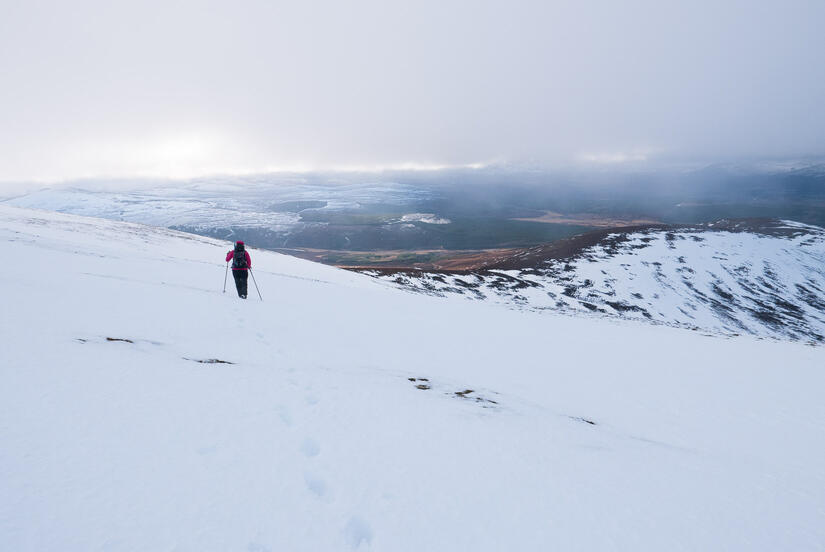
(360, 219, 825, 342)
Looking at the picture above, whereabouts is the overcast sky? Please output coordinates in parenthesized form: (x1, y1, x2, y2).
(1, 0, 824, 183)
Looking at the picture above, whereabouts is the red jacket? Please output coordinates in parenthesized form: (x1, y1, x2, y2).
(226, 250, 251, 270)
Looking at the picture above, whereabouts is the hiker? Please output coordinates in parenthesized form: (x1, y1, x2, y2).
(226, 241, 252, 298)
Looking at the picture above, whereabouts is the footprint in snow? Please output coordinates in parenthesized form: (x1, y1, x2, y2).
(343, 516, 373, 549)
(276, 405, 293, 427)
(304, 471, 328, 498)
(197, 444, 218, 455)
(301, 438, 321, 458)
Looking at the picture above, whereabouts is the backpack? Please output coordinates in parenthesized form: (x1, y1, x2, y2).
(232, 244, 248, 269)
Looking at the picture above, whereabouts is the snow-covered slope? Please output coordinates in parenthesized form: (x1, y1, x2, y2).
(369, 220, 825, 342)
(1, 205, 824, 551)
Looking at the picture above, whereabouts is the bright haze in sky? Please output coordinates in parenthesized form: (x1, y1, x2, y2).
(1, 0, 824, 183)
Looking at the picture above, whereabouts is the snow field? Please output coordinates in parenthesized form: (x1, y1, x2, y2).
(1, 205, 824, 551)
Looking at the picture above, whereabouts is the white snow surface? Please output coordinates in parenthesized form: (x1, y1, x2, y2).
(399, 213, 451, 225)
(1, 204, 824, 551)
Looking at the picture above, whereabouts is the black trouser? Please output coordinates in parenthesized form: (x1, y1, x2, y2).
(232, 270, 248, 298)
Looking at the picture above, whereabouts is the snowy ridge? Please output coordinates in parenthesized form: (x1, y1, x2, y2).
(369, 220, 825, 342)
(4, 181, 431, 230)
(1, 205, 825, 551)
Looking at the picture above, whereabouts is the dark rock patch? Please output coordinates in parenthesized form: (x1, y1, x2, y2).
(184, 358, 235, 364)
(454, 389, 498, 405)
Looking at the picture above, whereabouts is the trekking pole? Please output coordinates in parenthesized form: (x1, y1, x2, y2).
(223, 262, 229, 293)
(249, 269, 263, 301)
